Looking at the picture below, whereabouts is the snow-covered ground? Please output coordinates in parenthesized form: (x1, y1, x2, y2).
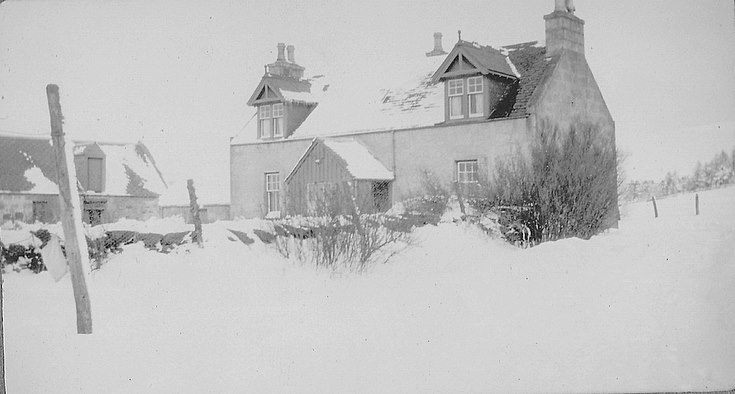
(3, 187, 735, 393)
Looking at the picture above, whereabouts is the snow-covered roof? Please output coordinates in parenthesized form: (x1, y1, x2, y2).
(0, 133, 167, 197)
(280, 90, 316, 103)
(291, 55, 446, 138)
(322, 139, 394, 180)
(231, 40, 551, 145)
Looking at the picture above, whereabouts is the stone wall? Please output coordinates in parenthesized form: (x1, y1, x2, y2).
(528, 49, 619, 225)
(101, 196, 160, 223)
(160, 204, 230, 224)
(0, 193, 160, 226)
(230, 116, 531, 218)
(0, 193, 60, 225)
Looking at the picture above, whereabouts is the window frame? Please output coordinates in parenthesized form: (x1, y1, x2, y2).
(265, 172, 281, 214)
(456, 160, 479, 184)
(447, 78, 464, 120)
(467, 76, 484, 118)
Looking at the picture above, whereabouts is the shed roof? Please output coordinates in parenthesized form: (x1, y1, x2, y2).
(285, 138, 394, 183)
(0, 133, 167, 197)
(322, 139, 394, 180)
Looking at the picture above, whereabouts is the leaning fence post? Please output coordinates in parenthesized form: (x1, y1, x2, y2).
(47, 84, 93, 334)
(695, 193, 699, 215)
(187, 179, 203, 246)
(651, 196, 658, 218)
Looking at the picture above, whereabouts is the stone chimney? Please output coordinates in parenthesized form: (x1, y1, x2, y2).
(286, 45, 295, 63)
(266, 42, 305, 80)
(425, 32, 447, 57)
(544, 4, 585, 56)
(276, 42, 286, 61)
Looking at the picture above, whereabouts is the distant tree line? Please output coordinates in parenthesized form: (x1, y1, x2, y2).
(625, 147, 735, 201)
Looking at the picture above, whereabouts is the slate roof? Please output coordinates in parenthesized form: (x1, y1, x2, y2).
(231, 40, 554, 144)
(455, 40, 516, 78)
(0, 133, 167, 197)
(503, 42, 555, 118)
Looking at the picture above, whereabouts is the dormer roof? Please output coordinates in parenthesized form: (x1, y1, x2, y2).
(431, 40, 518, 83)
(246, 75, 314, 106)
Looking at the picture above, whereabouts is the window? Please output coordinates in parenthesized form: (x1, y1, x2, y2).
(448, 79, 464, 119)
(259, 105, 272, 138)
(259, 103, 285, 139)
(457, 160, 478, 183)
(32, 201, 49, 223)
(265, 172, 280, 214)
(467, 76, 484, 117)
(272, 103, 284, 137)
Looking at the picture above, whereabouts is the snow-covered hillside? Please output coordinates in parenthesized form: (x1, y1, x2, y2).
(3, 187, 735, 393)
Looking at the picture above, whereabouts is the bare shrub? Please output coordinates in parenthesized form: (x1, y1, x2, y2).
(274, 182, 412, 272)
(471, 122, 619, 243)
(401, 170, 450, 218)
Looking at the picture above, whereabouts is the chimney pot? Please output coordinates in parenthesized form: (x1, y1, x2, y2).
(276, 42, 286, 61)
(433, 32, 443, 51)
(286, 45, 295, 63)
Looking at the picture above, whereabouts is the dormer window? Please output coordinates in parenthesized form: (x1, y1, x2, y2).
(467, 76, 484, 117)
(431, 39, 519, 122)
(447, 77, 485, 120)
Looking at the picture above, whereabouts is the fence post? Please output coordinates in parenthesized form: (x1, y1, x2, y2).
(46, 84, 93, 334)
(1, 246, 5, 393)
(651, 196, 658, 218)
(695, 193, 700, 215)
(187, 179, 203, 246)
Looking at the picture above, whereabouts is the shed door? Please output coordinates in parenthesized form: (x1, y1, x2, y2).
(87, 158, 104, 192)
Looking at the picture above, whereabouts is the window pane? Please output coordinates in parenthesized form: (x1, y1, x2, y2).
(272, 103, 284, 117)
(273, 117, 283, 136)
(469, 93, 483, 117)
(261, 119, 272, 138)
(467, 76, 483, 93)
(448, 79, 463, 96)
(457, 160, 478, 183)
(450, 95, 462, 118)
(259, 105, 271, 118)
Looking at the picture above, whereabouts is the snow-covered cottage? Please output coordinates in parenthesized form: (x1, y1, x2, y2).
(230, 2, 617, 220)
(0, 133, 167, 226)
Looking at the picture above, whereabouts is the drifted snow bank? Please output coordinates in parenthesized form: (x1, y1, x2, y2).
(3, 187, 735, 393)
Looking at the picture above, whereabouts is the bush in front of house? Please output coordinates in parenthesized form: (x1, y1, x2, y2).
(273, 183, 413, 272)
(400, 169, 451, 221)
(471, 122, 619, 243)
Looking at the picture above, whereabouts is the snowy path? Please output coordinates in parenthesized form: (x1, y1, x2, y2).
(3, 187, 735, 393)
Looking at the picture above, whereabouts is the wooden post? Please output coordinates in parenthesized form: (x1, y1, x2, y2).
(695, 193, 700, 215)
(651, 196, 658, 218)
(452, 181, 466, 217)
(187, 179, 203, 246)
(1, 249, 6, 394)
(46, 84, 93, 334)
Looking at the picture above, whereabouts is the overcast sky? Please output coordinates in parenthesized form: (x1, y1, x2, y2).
(1, 0, 734, 202)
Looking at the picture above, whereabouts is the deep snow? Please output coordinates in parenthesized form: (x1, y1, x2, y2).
(3, 187, 735, 393)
